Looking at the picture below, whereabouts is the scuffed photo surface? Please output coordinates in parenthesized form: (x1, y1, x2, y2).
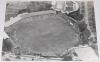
(2, 0, 99, 61)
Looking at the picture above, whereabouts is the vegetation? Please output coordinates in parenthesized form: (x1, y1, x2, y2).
(5, 1, 52, 21)
(2, 39, 14, 52)
(27, 1, 52, 12)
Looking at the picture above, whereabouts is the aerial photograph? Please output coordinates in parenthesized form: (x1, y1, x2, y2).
(1, 0, 99, 61)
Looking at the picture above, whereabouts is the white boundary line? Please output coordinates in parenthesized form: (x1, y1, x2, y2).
(0, 0, 6, 61)
(6, 0, 93, 2)
(94, 0, 100, 61)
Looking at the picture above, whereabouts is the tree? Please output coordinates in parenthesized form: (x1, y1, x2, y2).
(2, 38, 15, 52)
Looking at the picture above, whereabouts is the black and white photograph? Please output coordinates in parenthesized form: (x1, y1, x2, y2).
(1, 0, 99, 61)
